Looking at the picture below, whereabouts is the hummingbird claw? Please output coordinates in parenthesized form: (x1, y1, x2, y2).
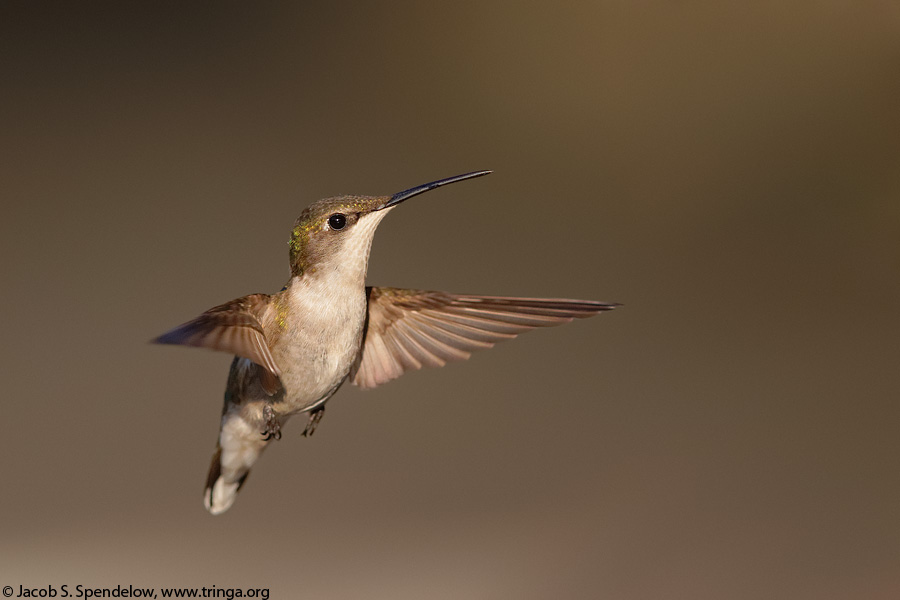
(301, 406, 326, 437)
(261, 404, 282, 441)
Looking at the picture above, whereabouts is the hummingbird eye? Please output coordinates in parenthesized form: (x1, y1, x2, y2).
(327, 213, 347, 230)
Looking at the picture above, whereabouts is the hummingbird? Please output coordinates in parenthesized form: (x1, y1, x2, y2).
(154, 171, 618, 515)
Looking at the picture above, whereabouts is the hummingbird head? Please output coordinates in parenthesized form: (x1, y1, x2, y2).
(288, 171, 491, 279)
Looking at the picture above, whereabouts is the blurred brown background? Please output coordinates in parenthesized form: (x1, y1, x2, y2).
(2, 2, 898, 598)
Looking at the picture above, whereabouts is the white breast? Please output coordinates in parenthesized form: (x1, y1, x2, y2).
(273, 274, 368, 414)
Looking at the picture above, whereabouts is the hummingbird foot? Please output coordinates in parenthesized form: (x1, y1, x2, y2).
(261, 404, 282, 441)
(301, 406, 325, 437)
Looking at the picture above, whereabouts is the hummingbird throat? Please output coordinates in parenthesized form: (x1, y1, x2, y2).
(288, 207, 391, 280)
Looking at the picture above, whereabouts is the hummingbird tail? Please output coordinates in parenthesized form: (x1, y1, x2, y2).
(203, 412, 270, 515)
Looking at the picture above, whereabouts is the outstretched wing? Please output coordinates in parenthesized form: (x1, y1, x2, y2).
(153, 294, 282, 391)
(350, 287, 618, 389)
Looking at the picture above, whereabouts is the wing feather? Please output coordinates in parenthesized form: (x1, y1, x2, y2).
(351, 287, 618, 389)
(154, 294, 282, 393)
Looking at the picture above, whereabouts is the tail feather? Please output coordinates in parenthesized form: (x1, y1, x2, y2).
(203, 447, 249, 515)
(203, 412, 269, 515)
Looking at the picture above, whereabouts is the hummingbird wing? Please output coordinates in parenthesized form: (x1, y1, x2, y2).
(350, 287, 618, 389)
(153, 293, 282, 392)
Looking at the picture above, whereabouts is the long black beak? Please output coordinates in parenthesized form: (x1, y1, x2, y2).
(376, 170, 492, 210)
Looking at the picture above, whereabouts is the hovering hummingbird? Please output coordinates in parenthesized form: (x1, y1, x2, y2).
(155, 171, 618, 515)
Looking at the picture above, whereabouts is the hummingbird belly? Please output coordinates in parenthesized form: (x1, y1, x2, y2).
(274, 331, 361, 414)
(269, 279, 368, 416)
